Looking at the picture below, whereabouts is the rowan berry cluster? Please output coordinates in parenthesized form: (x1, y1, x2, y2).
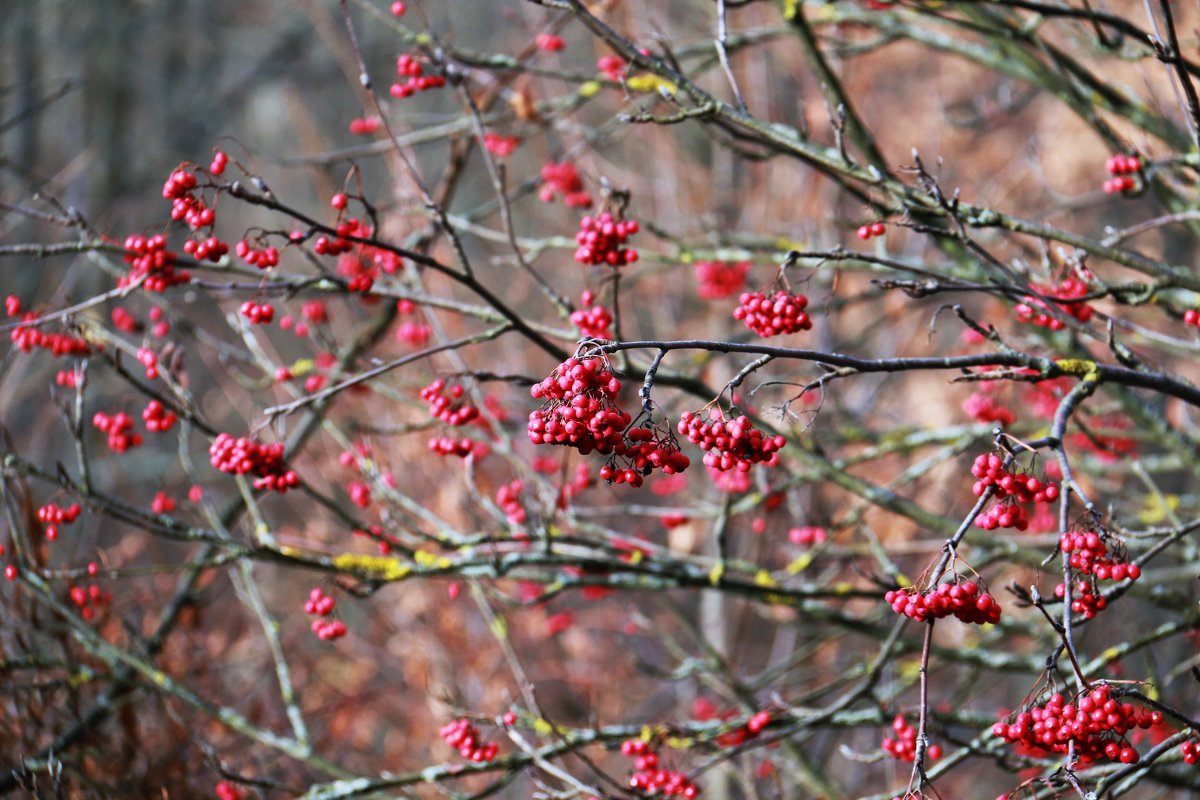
(347, 481, 371, 508)
(1014, 277, 1093, 330)
(535, 32, 565, 52)
(140, 398, 175, 431)
(234, 239, 280, 269)
(714, 709, 772, 748)
(971, 453, 1058, 530)
(574, 212, 639, 267)
(1054, 578, 1107, 619)
(121, 233, 189, 291)
(1182, 739, 1200, 765)
(1103, 153, 1141, 194)
(677, 410, 785, 472)
(135, 347, 160, 380)
(992, 685, 1157, 763)
(483, 132, 519, 158)
(184, 233, 228, 264)
(884, 579, 1002, 625)
(38, 502, 82, 542)
(420, 379, 479, 426)
(1060, 529, 1141, 581)
(620, 739, 700, 799)
(597, 425, 690, 488)
(93, 411, 143, 452)
(209, 150, 228, 176)
(239, 301, 274, 324)
(882, 715, 943, 763)
(304, 587, 346, 640)
(390, 54, 446, 98)
(856, 222, 887, 240)
(732, 290, 812, 337)
(693, 260, 750, 300)
(151, 491, 175, 514)
(496, 479, 526, 524)
(539, 162, 591, 207)
(209, 433, 300, 492)
(428, 436, 476, 458)
(313, 216, 366, 257)
(597, 55, 627, 82)
(348, 116, 381, 135)
(962, 392, 1015, 426)
(1184, 308, 1200, 328)
(570, 290, 614, 340)
(440, 718, 499, 762)
(788, 526, 827, 546)
(162, 167, 213, 229)
(68, 581, 110, 622)
(528, 355, 630, 456)
(10, 316, 91, 357)
(396, 321, 432, 347)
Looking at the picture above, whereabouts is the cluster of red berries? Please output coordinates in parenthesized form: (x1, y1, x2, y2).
(677, 410, 785, 472)
(215, 781, 246, 800)
(55, 370, 79, 388)
(539, 162, 591, 207)
(184, 231, 229, 262)
(239, 301, 274, 324)
(496, 479, 526, 524)
(733, 290, 812, 337)
(620, 739, 699, 799)
(570, 290, 614, 340)
(348, 116, 381, 135)
(209, 433, 300, 492)
(528, 355, 631, 456)
(574, 212, 639, 267)
(10, 316, 91, 357)
(209, 150, 228, 176)
(1103, 153, 1141, 194)
(882, 715, 942, 763)
(347, 481, 371, 508)
(396, 321, 432, 347)
(1054, 578, 1107, 619)
(971, 453, 1058, 530)
(421, 379, 480, 426)
(1182, 739, 1200, 765)
(142, 400, 177, 433)
(598, 426, 690, 488)
(304, 587, 346, 640)
(1061, 529, 1141, 581)
(111, 306, 138, 333)
(38, 502, 82, 542)
(93, 412, 143, 452)
(234, 239, 280, 269)
(162, 167, 214, 230)
(992, 685, 1157, 763)
(390, 54, 446, 98)
(597, 55, 627, 82)
(856, 222, 887, 240)
(693, 260, 750, 300)
(135, 347, 159, 380)
(788, 526, 827, 546)
(68, 581, 110, 622)
(714, 710, 772, 748)
(483, 132, 519, 158)
(313, 217, 367, 258)
(428, 436, 477, 458)
(1015, 277, 1093, 330)
(122, 233, 189, 291)
(962, 392, 1016, 426)
(536, 32, 565, 52)
(151, 491, 175, 514)
(885, 579, 1002, 625)
(440, 718, 499, 762)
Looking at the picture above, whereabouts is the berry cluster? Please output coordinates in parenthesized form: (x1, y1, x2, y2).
(209, 150, 228, 176)
(304, 587, 346, 640)
(440, 718, 499, 762)
(234, 239, 280, 269)
(483, 132, 519, 158)
(184, 233, 229, 264)
(714, 709, 772, 748)
(38, 502, 82, 542)
(620, 739, 699, 799)
(970, 453, 1058, 530)
(239, 300, 274, 324)
(536, 32, 566, 52)
(732, 290, 812, 337)
(962, 392, 1016, 426)
(788, 526, 827, 546)
(528, 355, 630, 457)
(348, 116, 381, 135)
(597, 55, 627, 82)
(420, 379, 480, 426)
(1103, 153, 1141, 194)
(390, 54, 446, 98)
(539, 162, 592, 207)
(882, 715, 943, 763)
(992, 685, 1157, 763)
(677, 410, 785, 472)
(496, 479, 527, 524)
(137, 347, 160, 380)
(856, 222, 887, 240)
(1014, 277, 1093, 330)
(141, 400, 179, 434)
(1182, 739, 1199, 765)
(1060, 529, 1142, 581)
(55, 370, 79, 388)
(122, 233, 189, 291)
(693, 260, 751, 300)
(428, 436, 477, 458)
(347, 481, 371, 508)
(215, 781, 247, 800)
(313, 216, 366, 258)
(884, 579, 1002, 625)
(396, 320, 432, 347)
(574, 212, 639, 267)
(597, 425, 690, 488)
(151, 491, 175, 514)
(10, 315, 91, 357)
(162, 167, 213, 230)
(68, 581, 110, 622)
(209, 433, 300, 492)
(93, 412, 143, 452)
(570, 290, 614, 340)
(1054, 578, 1107, 619)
